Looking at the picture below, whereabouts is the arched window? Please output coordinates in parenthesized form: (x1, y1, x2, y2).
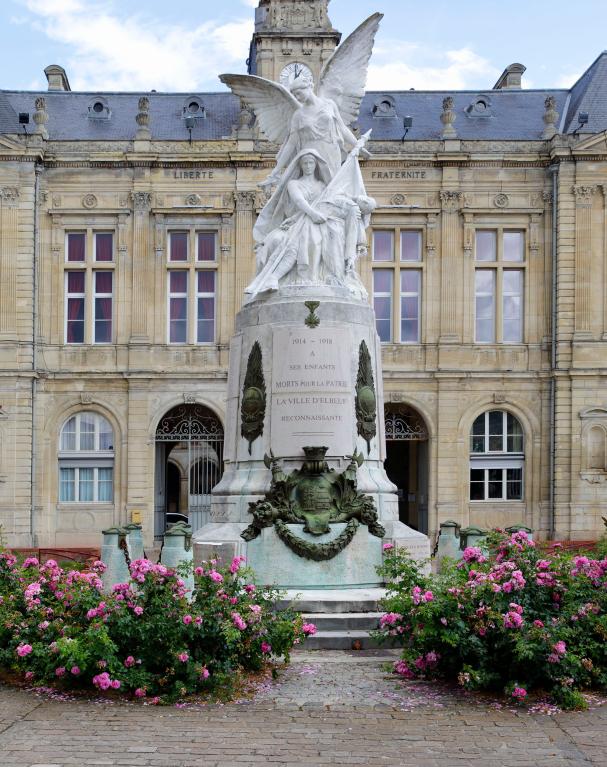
(469, 410, 524, 501)
(58, 412, 114, 502)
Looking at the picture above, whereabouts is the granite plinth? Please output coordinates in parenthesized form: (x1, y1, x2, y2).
(246, 523, 383, 588)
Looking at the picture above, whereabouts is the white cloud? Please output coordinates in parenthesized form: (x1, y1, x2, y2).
(367, 40, 500, 91)
(556, 72, 582, 88)
(240, 0, 259, 6)
(18, 0, 253, 91)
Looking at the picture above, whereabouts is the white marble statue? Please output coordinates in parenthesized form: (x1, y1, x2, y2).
(220, 13, 382, 298)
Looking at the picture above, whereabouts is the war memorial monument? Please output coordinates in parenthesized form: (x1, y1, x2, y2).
(193, 12, 430, 588)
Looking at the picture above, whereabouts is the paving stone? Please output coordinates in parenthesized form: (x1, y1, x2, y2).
(0, 650, 606, 765)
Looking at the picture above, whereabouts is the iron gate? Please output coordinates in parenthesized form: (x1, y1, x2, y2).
(154, 405, 224, 536)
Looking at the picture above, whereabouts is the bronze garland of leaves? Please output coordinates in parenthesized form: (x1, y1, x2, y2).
(241, 341, 266, 454)
(241, 447, 384, 561)
(274, 518, 360, 562)
(355, 340, 377, 454)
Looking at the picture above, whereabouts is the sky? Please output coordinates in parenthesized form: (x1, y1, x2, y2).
(1, 0, 606, 93)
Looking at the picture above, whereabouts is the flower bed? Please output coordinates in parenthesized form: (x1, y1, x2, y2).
(0, 550, 312, 703)
(376, 530, 607, 709)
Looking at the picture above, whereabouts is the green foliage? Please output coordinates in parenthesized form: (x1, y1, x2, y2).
(375, 532, 607, 709)
(0, 549, 306, 704)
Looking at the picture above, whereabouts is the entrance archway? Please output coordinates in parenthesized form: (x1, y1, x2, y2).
(154, 404, 224, 536)
(384, 405, 429, 533)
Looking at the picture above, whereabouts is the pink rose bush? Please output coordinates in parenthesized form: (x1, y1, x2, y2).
(0, 548, 309, 704)
(376, 530, 607, 709)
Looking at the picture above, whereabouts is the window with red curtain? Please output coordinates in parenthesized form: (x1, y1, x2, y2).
(66, 271, 85, 343)
(94, 271, 113, 343)
(67, 232, 86, 262)
(197, 232, 216, 262)
(168, 271, 188, 343)
(170, 232, 188, 261)
(95, 232, 113, 262)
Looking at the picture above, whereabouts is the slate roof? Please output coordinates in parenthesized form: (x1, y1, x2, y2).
(2, 52, 607, 142)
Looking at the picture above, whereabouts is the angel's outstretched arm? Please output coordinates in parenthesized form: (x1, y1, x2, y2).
(261, 131, 299, 187)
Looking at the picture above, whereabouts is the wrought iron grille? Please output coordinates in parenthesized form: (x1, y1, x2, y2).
(384, 409, 428, 441)
(155, 405, 224, 535)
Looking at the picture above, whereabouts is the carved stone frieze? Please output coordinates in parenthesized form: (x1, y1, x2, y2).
(0, 187, 19, 205)
(572, 185, 598, 204)
(235, 190, 256, 211)
(390, 193, 406, 205)
(131, 191, 152, 210)
(493, 193, 509, 208)
(185, 194, 202, 206)
(439, 190, 463, 211)
(82, 193, 98, 209)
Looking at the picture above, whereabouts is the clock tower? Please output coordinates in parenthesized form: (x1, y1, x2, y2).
(247, 0, 341, 85)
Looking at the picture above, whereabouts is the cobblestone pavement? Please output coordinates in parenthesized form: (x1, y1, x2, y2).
(1, 649, 607, 766)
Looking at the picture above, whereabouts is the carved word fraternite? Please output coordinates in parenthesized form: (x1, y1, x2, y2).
(241, 446, 384, 561)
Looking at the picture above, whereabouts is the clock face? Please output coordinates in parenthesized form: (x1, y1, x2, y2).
(279, 62, 313, 90)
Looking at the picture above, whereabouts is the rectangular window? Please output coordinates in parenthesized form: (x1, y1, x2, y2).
(373, 269, 393, 342)
(67, 232, 86, 262)
(66, 271, 85, 343)
(475, 230, 496, 262)
(400, 231, 422, 262)
(400, 270, 421, 343)
(168, 270, 188, 343)
(94, 232, 113, 262)
(196, 271, 215, 343)
(94, 271, 113, 343)
(503, 231, 524, 262)
(469, 466, 523, 501)
(475, 269, 495, 342)
(372, 231, 394, 262)
(59, 467, 114, 502)
(502, 270, 523, 343)
(197, 232, 216, 262)
(169, 231, 188, 262)
(59, 468, 75, 502)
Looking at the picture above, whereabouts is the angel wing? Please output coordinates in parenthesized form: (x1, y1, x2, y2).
(219, 74, 299, 145)
(318, 13, 383, 126)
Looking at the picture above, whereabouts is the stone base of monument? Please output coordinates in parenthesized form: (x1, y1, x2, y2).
(278, 587, 397, 650)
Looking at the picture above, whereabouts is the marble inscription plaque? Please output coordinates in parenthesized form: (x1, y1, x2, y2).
(271, 327, 352, 455)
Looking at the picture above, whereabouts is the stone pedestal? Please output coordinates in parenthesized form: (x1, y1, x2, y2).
(193, 286, 430, 586)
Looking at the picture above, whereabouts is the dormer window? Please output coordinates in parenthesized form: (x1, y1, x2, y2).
(183, 97, 205, 119)
(465, 95, 494, 119)
(372, 96, 396, 118)
(88, 97, 111, 120)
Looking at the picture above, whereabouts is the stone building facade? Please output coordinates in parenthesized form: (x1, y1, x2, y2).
(1, 0, 607, 549)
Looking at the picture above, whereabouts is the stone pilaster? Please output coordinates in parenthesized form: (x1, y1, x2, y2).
(130, 191, 152, 342)
(234, 191, 256, 314)
(572, 185, 597, 338)
(439, 190, 462, 343)
(0, 187, 19, 340)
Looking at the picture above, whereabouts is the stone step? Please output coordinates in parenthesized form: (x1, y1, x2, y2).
(279, 587, 386, 614)
(303, 611, 383, 631)
(303, 630, 387, 651)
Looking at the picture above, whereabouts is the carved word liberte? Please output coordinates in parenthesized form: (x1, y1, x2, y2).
(172, 170, 215, 179)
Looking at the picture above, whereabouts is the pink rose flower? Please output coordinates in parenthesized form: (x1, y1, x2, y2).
(182, 614, 193, 625)
(24, 671, 34, 681)
(16, 643, 33, 657)
(135, 688, 146, 698)
(511, 686, 527, 700)
(200, 667, 210, 680)
(133, 606, 144, 616)
(261, 641, 272, 654)
(382, 542, 394, 551)
(124, 656, 135, 667)
(111, 679, 121, 690)
(209, 570, 223, 583)
(302, 622, 317, 636)
(55, 666, 66, 677)
(178, 652, 189, 663)
(71, 666, 80, 675)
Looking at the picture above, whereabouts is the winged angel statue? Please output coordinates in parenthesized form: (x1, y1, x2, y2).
(220, 13, 382, 300)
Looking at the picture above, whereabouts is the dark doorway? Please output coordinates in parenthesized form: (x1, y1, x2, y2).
(166, 461, 182, 520)
(384, 405, 429, 533)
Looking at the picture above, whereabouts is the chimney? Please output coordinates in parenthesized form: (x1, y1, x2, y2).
(44, 65, 71, 92)
(493, 63, 526, 90)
